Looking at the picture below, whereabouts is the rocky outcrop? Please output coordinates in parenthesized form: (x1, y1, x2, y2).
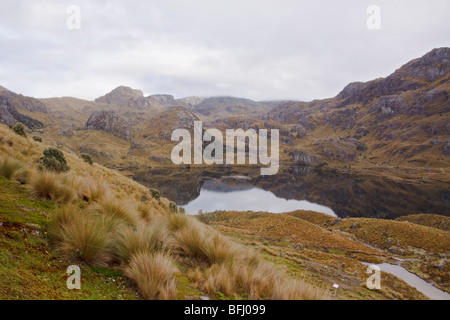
(147, 94, 176, 105)
(85, 110, 135, 140)
(290, 150, 317, 165)
(0, 88, 45, 129)
(315, 138, 359, 162)
(0, 105, 16, 126)
(95, 86, 150, 109)
(0, 89, 48, 113)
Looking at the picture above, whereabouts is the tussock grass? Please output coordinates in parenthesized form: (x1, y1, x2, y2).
(53, 211, 113, 266)
(272, 279, 327, 300)
(137, 202, 159, 221)
(167, 213, 190, 232)
(124, 252, 178, 300)
(114, 221, 171, 262)
(0, 155, 23, 180)
(173, 221, 209, 261)
(98, 197, 138, 226)
(81, 177, 108, 202)
(203, 264, 234, 296)
(28, 170, 76, 202)
(203, 233, 238, 266)
(28, 170, 60, 200)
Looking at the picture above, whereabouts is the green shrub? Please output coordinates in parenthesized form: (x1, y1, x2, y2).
(80, 153, 93, 165)
(40, 148, 70, 173)
(32, 136, 42, 142)
(357, 141, 368, 152)
(149, 188, 160, 201)
(12, 123, 26, 137)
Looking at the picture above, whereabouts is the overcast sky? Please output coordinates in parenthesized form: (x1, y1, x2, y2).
(0, 0, 448, 101)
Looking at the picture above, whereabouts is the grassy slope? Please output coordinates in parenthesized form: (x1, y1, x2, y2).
(0, 177, 139, 300)
(198, 210, 450, 300)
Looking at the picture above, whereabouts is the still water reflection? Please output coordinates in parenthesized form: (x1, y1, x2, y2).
(182, 187, 336, 216)
(132, 166, 450, 219)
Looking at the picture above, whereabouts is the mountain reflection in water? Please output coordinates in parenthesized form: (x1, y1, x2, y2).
(132, 166, 450, 219)
(182, 186, 336, 216)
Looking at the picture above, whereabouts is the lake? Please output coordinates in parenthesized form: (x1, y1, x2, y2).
(132, 166, 450, 219)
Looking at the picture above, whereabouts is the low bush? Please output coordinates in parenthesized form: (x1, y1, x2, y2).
(12, 123, 26, 137)
(40, 148, 70, 173)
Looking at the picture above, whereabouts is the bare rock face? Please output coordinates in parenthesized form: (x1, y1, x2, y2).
(95, 86, 150, 109)
(0, 104, 16, 126)
(157, 106, 199, 140)
(369, 95, 408, 117)
(147, 94, 176, 105)
(315, 138, 359, 162)
(0, 88, 46, 129)
(0, 89, 48, 113)
(444, 141, 450, 156)
(85, 110, 135, 140)
(398, 47, 450, 82)
(290, 150, 317, 165)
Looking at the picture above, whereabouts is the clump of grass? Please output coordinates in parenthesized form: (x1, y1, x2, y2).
(114, 221, 170, 262)
(167, 213, 190, 232)
(81, 177, 108, 202)
(98, 198, 138, 226)
(28, 170, 60, 200)
(173, 221, 209, 261)
(52, 212, 113, 266)
(124, 252, 177, 300)
(28, 170, 76, 202)
(203, 264, 235, 296)
(247, 263, 281, 299)
(137, 202, 157, 221)
(203, 233, 238, 266)
(272, 278, 327, 300)
(32, 136, 42, 142)
(0, 156, 23, 180)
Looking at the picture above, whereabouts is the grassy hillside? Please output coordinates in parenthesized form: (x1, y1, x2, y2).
(1, 123, 448, 300)
(0, 124, 327, 300)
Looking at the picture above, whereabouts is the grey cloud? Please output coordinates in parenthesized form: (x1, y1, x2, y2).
(0, 0, 449, 101)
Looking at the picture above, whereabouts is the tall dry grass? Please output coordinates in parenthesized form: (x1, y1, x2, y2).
(114, 220, 171, 262)
(52, 210, 113, 266)
(0, 155, 23, 180)
(124, 252, 178, 300)
(97, 197, 138, 226)
(80, 176, 109, 202)
(28, 170, 76, 202)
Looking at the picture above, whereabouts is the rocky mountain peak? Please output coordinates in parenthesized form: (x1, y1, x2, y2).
(394, 47, 450, 82)
(95, 86, 149, 109)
